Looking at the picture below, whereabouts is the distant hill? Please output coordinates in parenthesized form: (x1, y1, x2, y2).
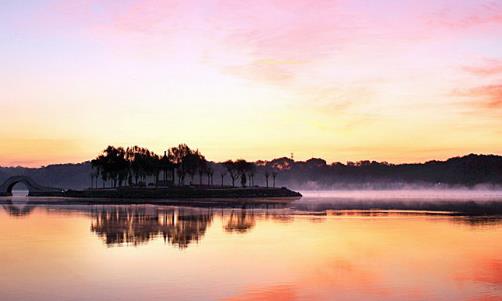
(1, 154, 501, 190)
(0, 162, 92, 190)
(268, 154, 502, 189)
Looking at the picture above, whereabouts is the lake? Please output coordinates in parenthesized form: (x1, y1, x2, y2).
(1, 191, 502, 300)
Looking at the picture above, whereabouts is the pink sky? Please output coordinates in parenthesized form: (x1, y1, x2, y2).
(1, 0, 502, 167)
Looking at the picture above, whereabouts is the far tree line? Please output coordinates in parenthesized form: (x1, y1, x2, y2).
(90, 145, 278, 189)
(2, 152, 501, 190)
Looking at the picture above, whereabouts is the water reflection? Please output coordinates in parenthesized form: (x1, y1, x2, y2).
(2, 202, 35, 216)
(2, 200, 502, 301)
(2, 200, 502, 249)
(90, 207, 200, 247)
(224, 210, 256, 233)
(452, 215, 502, 228)
(89, 207, 213, 248)
(292, 198, 502, 215)
(0, 201, 299, 248)
(90, 207, 300, 247)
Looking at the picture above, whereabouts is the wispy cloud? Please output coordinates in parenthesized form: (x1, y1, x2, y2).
(109, 0, 181, 34)
(463, 59, 502, 76)
(455, 84, 502, 110)
(428, 0, 502, 28)
(3, 0, 502, 164)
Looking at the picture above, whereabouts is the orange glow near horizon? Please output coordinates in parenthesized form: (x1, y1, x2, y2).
(1, 1, 502, 167)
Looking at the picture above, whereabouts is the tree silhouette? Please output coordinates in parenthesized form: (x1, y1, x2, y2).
(220, 170, 227, 187)
(197, 156, 208, 186)
(248, 163, 256, 186)
(205, 165, 214, 186)
(91, 146, 128, 188)
(148, 152, 161, 186)
(90, 144, 275, 190)
(167, 144, 207, 186)
(126, 146, 152, 185)
(223, 160, 239, 187)
(160, 151, 174, 185)
(234, 159, 254, 187)
(90, 158, 103, 188)
(183, 151, 204, 185)
(168, 144, 192, 185)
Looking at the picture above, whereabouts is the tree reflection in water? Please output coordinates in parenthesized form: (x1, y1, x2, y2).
(222, 208, 295, 233)
(160, 208, 213, 248)
(1, 201, 36, 217)
(90, 206, 294, 247)
(3, 201, 502, 251)
(90, 206, 213, 248)
(224, 210, 256, 233)
(0, 201, 294, 248)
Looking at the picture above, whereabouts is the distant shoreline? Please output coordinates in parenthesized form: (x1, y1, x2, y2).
(2, 153, 502, 191)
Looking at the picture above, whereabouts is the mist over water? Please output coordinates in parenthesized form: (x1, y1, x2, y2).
(300, 189, 502, 201)
(293, 189, 502, 214)
(4, 188, 502, 214)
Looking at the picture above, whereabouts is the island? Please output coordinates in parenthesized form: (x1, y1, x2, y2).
(0, 145, 302, 204)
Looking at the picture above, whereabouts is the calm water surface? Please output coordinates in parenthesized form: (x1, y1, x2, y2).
(1, 192, 502, 301)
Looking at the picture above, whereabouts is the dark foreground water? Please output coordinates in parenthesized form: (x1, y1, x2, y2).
(1, 191, 502, 301)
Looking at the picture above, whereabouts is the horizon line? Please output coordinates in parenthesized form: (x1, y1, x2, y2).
(1, 152, 499, 169)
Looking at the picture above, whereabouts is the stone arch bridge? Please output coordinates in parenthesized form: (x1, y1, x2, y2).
(0, 176, 63, 197)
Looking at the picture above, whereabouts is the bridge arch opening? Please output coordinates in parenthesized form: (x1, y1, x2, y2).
(0, 176, 62, 197)
(9, 182, 29, 197)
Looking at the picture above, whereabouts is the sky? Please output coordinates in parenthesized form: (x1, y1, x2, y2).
(1, 0, 502, 167)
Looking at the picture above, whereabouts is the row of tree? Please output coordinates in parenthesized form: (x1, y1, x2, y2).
(4, 152, 500, 190)
(90, 145, 278, 189)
